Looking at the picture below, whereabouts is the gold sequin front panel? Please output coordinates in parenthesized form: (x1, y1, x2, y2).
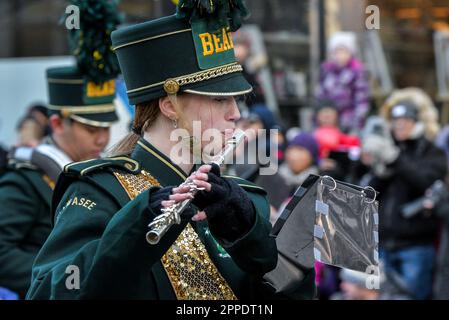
(113, 170, 237, 300)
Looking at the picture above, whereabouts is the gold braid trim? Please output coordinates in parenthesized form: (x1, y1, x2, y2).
(113, 170, 237, 300)
(126, 63, 243, 94)
(175, 63, 243, 87)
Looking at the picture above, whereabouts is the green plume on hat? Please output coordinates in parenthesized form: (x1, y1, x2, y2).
(176, 0, 250, 32)
(67, 0, 123, 84)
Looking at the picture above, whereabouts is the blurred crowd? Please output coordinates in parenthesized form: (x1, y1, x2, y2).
(232, 30, 449, 300)
(1, 29, 449, 300)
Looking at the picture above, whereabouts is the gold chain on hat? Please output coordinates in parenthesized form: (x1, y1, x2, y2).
(113, 169, 237, 300)
(175, 63, 243, 87)
(127, 62, 243, 95)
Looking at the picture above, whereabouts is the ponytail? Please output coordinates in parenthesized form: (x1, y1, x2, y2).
(108, 100, 160, 156)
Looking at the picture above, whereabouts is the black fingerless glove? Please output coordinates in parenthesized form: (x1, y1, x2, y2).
(148, 186, 195, 221)
(192, 163, 256, 242)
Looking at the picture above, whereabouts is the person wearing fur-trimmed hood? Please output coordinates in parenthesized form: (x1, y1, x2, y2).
(358, 88, 447, 299)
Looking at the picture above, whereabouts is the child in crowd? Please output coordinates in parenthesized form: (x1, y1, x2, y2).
(316, 32, 370, 133)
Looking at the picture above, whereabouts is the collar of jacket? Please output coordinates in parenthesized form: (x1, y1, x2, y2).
(131, 137, 200, 187)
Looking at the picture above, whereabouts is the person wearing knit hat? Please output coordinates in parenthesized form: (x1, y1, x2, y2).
(27, 0, 316, 301)
(316, 31, 370, 133)
(288, 132, 319, 164)
(328, 32, 357, 57)
(278, 132, 319, 192)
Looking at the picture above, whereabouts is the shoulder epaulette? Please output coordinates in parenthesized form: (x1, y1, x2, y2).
(63, 156, 140, 176)
(7, 159, 39, 171)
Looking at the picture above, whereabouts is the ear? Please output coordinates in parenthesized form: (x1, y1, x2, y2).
(49, 114, 65, 135)
(158, 96, 179, 121)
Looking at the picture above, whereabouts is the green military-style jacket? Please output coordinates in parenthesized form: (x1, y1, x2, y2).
(0, 160, 54, 298)
(27, 138, 282, 299)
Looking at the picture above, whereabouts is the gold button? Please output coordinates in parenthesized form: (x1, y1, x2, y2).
(164, 79, 180, 95)
(61, 109, 71, 118)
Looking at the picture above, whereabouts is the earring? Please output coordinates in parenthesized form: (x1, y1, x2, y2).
(172, 119, 178, 129)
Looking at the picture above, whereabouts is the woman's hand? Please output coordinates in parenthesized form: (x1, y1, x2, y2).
(191, 163, 256, 241)
(161, 164, 213, 221)
(160, 163, 256, 243)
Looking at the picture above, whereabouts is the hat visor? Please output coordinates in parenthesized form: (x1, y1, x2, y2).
(69, 110, 119, 128)
(182, 72, 253, 97)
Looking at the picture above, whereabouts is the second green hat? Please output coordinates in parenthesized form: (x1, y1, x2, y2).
(46, 66, 118, 128)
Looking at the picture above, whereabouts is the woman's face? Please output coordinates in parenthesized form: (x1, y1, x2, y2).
(285, 146, 313, 174)
(177, 94, 241, 149)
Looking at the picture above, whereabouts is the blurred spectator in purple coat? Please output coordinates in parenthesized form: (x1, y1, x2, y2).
(315, 32, 370, 133)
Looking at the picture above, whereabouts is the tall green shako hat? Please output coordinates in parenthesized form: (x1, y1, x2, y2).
(46, 0, 122, 128)
(111, 0, 253, 105)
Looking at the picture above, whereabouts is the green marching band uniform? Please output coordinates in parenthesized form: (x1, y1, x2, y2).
(0, 145, 55, 298)
(0, 0, 119, 298)
(0, 68, 117, 298)
(26, 0, 316, 300)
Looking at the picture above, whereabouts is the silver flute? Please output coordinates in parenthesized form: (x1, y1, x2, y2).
(146, 129, 246, 245)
